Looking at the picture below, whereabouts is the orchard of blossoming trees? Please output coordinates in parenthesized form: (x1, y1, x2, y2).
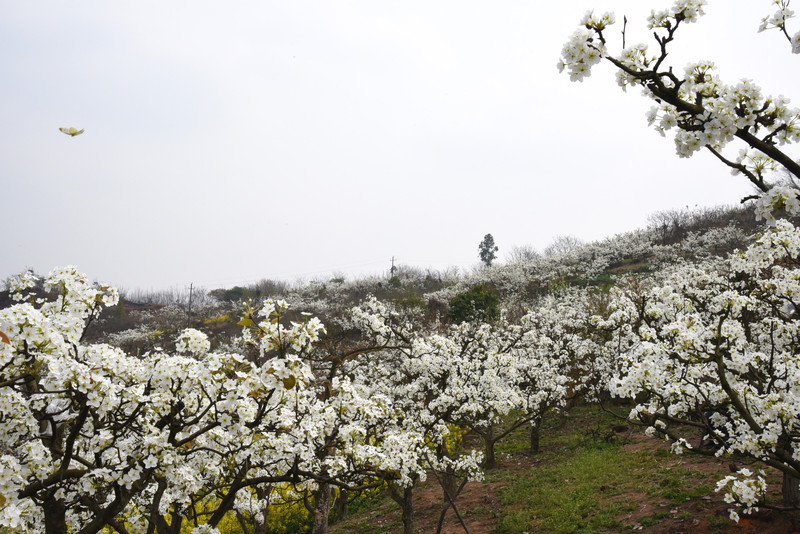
(2, 230, 799, 530)
(3, 1, 800, 532)
(3, 231, 793, 531)
(0, 265, 589, 534)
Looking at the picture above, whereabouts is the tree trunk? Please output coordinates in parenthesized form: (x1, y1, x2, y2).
(440, 471, 457, 508)
(783, 470, 800, 508)
(43, 494, 67, 534)
(254, 511, 267, 534)
(312, 483, 331, 534)
(400, 486, 414, 534)
(254, 485, 270, 534)
(155, 513, 181, 534)
(236, 511, 252, 534)
(389, 483, 415, 534)
(435, 475, 470, 534)
(482, 426, 497, 469)
(530, 415, 542, 455)
(435, 471, 459, 534)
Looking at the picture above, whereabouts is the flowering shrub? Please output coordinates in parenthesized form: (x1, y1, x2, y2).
(175, 328, 211, 356)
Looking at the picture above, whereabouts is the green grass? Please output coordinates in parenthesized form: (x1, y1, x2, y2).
(639, 510, 671, 527)
(329, 489, 397, 534)
(659, 479, 712, 505)
(708, 514, 732, 531)
(497, 442, 650, 532)
(494, 406, 716, 533)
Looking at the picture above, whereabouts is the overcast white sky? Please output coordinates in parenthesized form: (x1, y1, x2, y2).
(1, 1, 796, 291)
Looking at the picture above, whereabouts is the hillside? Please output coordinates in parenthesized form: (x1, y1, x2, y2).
(78, 204, 762, 354)
(7, 203, 800, 534)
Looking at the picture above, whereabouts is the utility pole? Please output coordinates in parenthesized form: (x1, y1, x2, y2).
(390, 256, 396, 277)
(187, 283, 193, 328)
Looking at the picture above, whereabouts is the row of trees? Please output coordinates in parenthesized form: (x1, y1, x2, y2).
(1, 265, 599, 533)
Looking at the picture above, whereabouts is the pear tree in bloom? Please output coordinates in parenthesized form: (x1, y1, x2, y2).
(602, 221, 800, 518)
(233, 298, 438, 534)
(344, 297, 490, 534)
(518, 289, 607, 453)
(229, 298, 405, 530)
(559, 0, 800, 214)
(438, 309, 576, 465)
(343, 295, 576, 534)
(426, 317, 525, 471)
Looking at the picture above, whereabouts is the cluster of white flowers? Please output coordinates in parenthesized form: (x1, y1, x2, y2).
(557, 28, 605, 82)
(556, 11, 615, 81)
(174, 328, 211, 356)
(715, 469, 768, 522)
(754, 185, 800, 223)
(250, 298, 326, 355)
(6, 270, 36, 301)
(760, 0, 800, 53)
(671, 0, 706, 23)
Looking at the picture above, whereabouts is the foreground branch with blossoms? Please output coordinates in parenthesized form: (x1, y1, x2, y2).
(558, 0, 800, 521)
(559, 0, 800, 203)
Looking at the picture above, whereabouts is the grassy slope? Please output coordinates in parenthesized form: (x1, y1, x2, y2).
(329, 405, 798, 534)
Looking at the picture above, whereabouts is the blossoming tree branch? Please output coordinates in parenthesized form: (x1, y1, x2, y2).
(558, 0, 800, 213)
